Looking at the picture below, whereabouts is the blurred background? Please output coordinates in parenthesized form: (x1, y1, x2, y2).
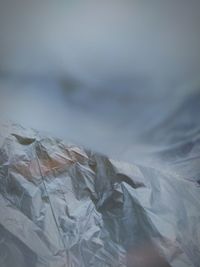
(0, 0, 200, 164)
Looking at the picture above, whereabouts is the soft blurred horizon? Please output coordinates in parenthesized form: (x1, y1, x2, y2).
(0, 1, 200, 163)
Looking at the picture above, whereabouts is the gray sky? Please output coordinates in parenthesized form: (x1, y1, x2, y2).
(0, 1, 199, 86)
(0, 1, 200, 161)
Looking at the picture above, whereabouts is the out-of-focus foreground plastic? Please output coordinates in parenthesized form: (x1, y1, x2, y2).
(0, 121, 200, 267)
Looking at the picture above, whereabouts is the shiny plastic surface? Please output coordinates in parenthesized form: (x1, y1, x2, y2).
(0, 122, 200, 267)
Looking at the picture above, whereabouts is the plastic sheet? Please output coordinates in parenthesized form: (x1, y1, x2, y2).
(0, 122, 200, 267)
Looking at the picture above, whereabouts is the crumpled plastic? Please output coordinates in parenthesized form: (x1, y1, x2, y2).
(0, 122, 200, 267)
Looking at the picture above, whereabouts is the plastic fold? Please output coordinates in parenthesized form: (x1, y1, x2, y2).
(0, 122, 200, 267)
